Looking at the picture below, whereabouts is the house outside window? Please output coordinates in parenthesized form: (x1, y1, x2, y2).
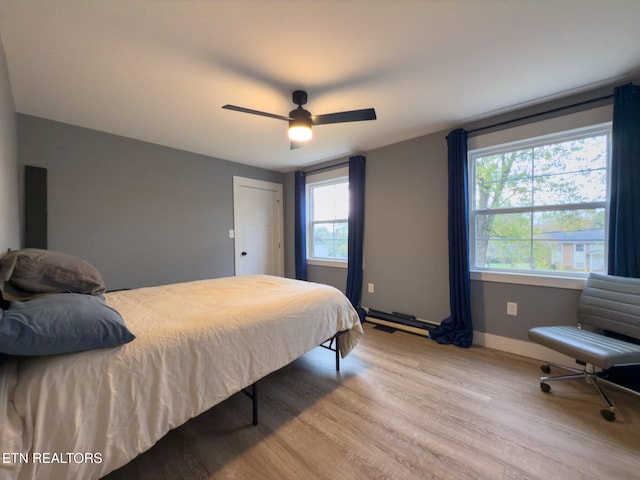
(469, 123, 610, 278)
(306, 167, 349, 267)
(573, 243, 585, 269)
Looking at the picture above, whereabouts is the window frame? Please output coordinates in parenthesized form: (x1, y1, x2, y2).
(305, 169, 349, 268)
(468, 122, 612, 286)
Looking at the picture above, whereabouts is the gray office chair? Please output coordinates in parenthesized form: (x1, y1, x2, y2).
(528, 272, 640, 421)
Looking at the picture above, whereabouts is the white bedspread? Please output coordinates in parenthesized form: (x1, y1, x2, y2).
(0, 275, 363, 480)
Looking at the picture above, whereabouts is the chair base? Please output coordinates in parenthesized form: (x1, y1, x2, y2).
(538, 361, 640, 422)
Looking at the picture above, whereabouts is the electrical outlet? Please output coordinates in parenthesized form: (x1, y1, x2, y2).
(368, 283, 375, 294)
(507, 302, 518, 316)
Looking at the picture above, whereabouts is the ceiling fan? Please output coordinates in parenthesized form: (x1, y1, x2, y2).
(222, 90, 376, 147)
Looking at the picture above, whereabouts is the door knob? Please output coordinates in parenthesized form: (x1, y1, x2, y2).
(241, 251, 248, 256)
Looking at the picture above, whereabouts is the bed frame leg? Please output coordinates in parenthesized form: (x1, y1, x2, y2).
(242, 383, 258, 426)
(251, 383, 258, 426)
(320, 332, 346, 372)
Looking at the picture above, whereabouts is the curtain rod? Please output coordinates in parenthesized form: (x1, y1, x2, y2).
(304, 160, 349, 175)
(466, 94, 614, 137)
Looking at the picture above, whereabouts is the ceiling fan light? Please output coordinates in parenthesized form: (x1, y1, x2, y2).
(288, 114, 312, 142)
(288, 125, 313, 141)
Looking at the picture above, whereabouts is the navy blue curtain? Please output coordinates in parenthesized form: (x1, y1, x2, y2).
(430, 128, 473, 348)
(294, 170, 307, 281)
(346, 155, 366, 322)
(608, 83, 640, 278)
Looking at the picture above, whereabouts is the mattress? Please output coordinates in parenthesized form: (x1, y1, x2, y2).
(0, 275, 363, 480)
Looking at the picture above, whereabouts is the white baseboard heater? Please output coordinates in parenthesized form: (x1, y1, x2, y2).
(366, 308, 437, 333)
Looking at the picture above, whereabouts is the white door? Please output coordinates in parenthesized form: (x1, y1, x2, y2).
(233, 176, 284, 276)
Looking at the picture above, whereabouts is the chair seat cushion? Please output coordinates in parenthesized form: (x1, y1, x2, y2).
(528, 326, 640, 369)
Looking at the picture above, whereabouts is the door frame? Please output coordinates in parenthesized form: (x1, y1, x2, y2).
(232, 176, 284, 276)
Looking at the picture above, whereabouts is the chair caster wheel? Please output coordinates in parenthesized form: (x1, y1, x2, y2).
(600, 409, 615, 422)
(540, 382, 551, 393)
(540, 365, 551, 374)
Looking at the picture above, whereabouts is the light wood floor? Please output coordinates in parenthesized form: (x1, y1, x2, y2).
(104, 322, 640, 480)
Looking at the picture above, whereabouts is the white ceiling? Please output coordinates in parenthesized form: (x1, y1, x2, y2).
(1, 1, 639, 172)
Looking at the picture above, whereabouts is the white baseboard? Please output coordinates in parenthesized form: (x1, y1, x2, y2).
(473, 330, 575, 365)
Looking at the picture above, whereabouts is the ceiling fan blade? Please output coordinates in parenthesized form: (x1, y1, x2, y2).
(312, 108, 377, 125)
(290, 141, 305, 150)
(222, 104, 290, 122)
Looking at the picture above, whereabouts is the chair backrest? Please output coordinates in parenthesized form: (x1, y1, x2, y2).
(578, 272, 640, 340)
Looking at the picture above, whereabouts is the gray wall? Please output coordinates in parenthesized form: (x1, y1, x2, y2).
(362, 134, 450, 322)
(0, 33, 19, 251)
(17, 114, 284, 290)
(471, 281, 581, 341)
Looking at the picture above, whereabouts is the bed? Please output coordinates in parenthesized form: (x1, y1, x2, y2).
(0, 266, 363, 480)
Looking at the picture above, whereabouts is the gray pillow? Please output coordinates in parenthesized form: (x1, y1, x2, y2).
(0, 249, 106, 301)
(0, 293, 135, 356)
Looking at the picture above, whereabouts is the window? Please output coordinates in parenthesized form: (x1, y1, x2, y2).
(469, 123, 610, 278)
(306, 173, 349, 266)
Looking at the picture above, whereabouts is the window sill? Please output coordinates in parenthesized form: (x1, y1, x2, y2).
(307, 259, 348, 269)
(470, 270, 585, 290)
